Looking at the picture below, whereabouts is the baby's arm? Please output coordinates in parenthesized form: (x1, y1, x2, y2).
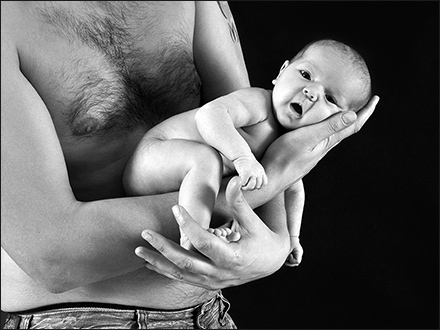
(284, 179, 305, 266)
(195, 88, 271, 190)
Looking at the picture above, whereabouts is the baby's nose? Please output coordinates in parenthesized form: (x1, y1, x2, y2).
(302, 84, 324, 102)
(302, 87, 317, 101)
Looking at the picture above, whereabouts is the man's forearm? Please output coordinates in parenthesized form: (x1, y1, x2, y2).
(76, 175, 284, 289)
(10, 192, 182, 293)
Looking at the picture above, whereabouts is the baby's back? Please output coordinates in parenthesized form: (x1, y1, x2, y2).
(146, 109, 203, 142)
(145, 98, 282, 171)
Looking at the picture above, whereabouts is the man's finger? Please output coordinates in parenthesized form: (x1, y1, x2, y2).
(135, 245, 185, 280)
(136, 231, 217, 278)
(325, 95, 380, 151)
(303, 95, 380, 151)
(171, 205, 234, 261)
(307, 111, 357, 150)
(135, 245, 215, 290)
(225, 176, 264, 231)
(352, 95, 380, 132)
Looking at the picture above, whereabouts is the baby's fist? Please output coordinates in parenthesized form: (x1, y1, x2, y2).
(285, 237, 303, 267)
(233, 155, 268, 190)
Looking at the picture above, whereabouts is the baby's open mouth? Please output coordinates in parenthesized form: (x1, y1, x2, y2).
(290, 102, 303, 116)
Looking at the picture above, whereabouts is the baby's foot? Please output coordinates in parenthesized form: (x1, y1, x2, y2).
(207, 227, 241, 243)
(208, 227, 231, 237)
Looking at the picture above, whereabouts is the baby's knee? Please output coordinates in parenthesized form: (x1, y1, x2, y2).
(191, 144, 223, 174)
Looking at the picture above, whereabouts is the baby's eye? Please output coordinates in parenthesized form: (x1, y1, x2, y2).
(325, 94, 337, 105)
(299, 70, 311, 80)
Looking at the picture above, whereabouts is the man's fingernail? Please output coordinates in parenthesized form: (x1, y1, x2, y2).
(342, 111, 357, 125)
(142, 231, 152, 241)
(134, 247, 144, 257)
(172, 205, 181, 219)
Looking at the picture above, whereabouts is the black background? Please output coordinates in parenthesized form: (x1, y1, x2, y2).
(1, 1, 438, 329)
(223, 1, 439, 329)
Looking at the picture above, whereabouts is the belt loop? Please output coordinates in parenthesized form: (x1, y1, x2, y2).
(217, 291, 231, 326)
(135, 309, 148, 329)
(3, 313, 21, 329)
(196, 293, 219, 329)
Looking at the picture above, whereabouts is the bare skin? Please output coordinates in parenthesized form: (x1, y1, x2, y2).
(1, 0, 379, 315)
(1, 1, 251, 311)
(125, 42, 370, 261)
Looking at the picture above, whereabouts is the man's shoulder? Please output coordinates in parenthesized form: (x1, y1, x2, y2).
(1, 2, 20, 36)
(1, 2, 31, 30)
(1, 2, 38, 52)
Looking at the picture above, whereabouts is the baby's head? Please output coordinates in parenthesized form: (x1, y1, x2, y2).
(272, 39, 372, 130)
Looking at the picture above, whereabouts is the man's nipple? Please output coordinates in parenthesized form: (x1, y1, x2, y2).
(72, 117, 100, 136)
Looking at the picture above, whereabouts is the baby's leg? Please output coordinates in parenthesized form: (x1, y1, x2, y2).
(284, 180, 305, 266)
(123, 137, 223, 249)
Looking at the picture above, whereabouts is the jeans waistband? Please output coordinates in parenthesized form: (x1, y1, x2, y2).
(3, 291, 234, 329)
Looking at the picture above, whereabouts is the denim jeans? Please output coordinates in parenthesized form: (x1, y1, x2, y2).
(3, 291, 236, 329)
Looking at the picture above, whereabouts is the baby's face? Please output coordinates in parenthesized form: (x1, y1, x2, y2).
(272, 44, 365, 130)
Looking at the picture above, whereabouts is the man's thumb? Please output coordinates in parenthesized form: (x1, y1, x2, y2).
(225, 176, 255, 227)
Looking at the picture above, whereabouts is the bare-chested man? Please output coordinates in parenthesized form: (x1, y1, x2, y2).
(1, 1, 378, 328)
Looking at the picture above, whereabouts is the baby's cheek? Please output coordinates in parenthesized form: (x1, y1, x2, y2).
(315, 107, 340, 123)
(305, 110, 327, 126)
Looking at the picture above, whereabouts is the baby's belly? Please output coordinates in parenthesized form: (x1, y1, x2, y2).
(1, 251, 215, 312)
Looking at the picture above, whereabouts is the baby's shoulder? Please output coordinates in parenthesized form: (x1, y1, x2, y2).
(232, 87, 272, 106)
(238, 87, 272, 97)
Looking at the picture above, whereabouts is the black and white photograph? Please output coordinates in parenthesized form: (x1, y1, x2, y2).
(1, 1, 438, 329)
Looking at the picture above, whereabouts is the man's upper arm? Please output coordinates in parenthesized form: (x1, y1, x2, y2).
(1, 8, 83, 287)
(1, 4, 76, 242)
(194, 1, 250, 103)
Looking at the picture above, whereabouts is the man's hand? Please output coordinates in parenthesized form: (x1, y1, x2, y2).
(135, 176, 290, 290)
(261, 96, 380, 195)
(134, 96, 379, 289)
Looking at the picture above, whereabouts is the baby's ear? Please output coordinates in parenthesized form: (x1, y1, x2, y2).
(272, 60, 290, 85)
(279, 60, 290, 73)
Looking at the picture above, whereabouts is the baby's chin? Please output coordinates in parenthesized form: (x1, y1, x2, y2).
(275, 111, 302, 131)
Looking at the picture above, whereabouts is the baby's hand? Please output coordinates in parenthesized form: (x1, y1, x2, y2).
(233, 155, 268, 190)
(285, 237, 303, 267)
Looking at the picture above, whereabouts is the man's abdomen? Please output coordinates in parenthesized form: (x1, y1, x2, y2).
(2, 249, 214, 312)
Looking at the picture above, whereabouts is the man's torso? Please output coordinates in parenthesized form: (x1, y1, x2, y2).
(2, 1, 215, 312)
